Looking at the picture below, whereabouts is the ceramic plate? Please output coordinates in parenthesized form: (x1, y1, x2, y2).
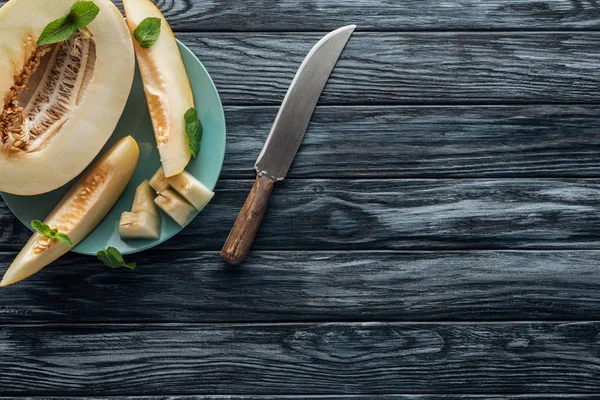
(1, 41, 226, 255)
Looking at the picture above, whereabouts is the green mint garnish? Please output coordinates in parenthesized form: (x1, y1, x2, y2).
(97, 247, 136, 270)
(37, 16, 76, 46)
(37, 1, 100, 46)
(133, 17, 161, 49)
(184, 107, 203, 158)
(70, 1, 101, 29)
(31, 220, 73, 247)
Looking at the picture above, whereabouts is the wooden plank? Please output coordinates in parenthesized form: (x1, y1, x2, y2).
(168, 178, 600, 250)
(2, 250, 600, 323)
(223, 105, 600, 179)
(3, 0, 599, 31)
(3, 179, 600, 251)
(180, 32, 600, 105)
(1, 30, 598, 105)
(1, 322, 599, 395)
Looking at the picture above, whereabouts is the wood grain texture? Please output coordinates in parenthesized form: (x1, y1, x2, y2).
(221, 174, 276, 265)
(223, 105, 600, 179)
(3, 0, 599, 31)
(175, 179, 600, 250)
(1, 322, 599, 395)
(180, 32, 600, 105)
(2, 250, 600, 323)
(4, 179, 600, 251)
(0, 0, 598, 396)
(1, 26, 598, 106)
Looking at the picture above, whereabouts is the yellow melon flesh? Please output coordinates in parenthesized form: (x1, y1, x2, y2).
(123, 0, 193, 178)
(155, 189, 196, 227)
(120, 180, 161, 240)
(149, 166, 170, 193)
(0, 136, 140, 287)
(0, 0, 135, 195)
(168, 171, 214, 211)
(120, 211, 160, 240)
(131, 180, 159, 216)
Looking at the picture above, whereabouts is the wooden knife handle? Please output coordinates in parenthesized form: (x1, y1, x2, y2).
(221, 173, 276, 265)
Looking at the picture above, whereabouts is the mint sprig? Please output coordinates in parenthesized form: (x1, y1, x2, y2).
(97, 247, 136, 270)
(31, 220, 73, 247)
(184, 107, 203, 158)
(133, 17, 161, 49)
(37, 1, 100, 46)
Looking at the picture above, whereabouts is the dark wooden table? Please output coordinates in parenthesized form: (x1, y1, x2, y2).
(2, 0, 600, 398)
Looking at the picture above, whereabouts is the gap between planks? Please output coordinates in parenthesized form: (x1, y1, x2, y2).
(170, 28, 600, 33)
(2, 321, 600, 327)
(217, 177, 600, 181)
(4, 249, 600, 254)
(226, 103, 600, 108)
(3, 395, 600, 399)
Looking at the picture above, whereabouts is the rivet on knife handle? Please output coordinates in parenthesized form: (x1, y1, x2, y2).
(221, 174, 275, 265)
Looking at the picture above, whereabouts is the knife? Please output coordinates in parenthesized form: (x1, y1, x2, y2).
(220, 25, 356, 265)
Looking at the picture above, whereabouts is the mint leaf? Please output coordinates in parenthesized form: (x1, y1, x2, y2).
(55, 233, 73, 247)
(133, 17, 161, 49)
(97, 247, 136, 270)
(36, 1, 100, 46)
(37, 16, 75, 45)
(31, 220, 53, 237)
(70, 1, 100, 29)
(31, 220, 73, 247)
(184, 107, 203, 158)
(96, 249, 113, 266)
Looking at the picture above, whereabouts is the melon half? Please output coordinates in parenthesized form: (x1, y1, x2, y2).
(123, 0, 194, 178)
(0, 0, 135, 195)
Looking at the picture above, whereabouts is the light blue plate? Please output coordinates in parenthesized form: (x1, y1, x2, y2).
(1, 41, 226, 256)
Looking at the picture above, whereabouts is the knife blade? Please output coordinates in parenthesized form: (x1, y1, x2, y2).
(255, 24, 356, 180)
(221, 25, 356, 265)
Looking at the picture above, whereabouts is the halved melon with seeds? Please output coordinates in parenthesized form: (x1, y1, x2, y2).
(123, 0, 193, 178)
(0, 136, 140, 287)
(0, 0, 134, 195)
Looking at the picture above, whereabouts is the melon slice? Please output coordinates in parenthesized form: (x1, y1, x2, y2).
(149, 166, 170, 193)
(168, 171, 214, 211)
(0, 136, 140, 287)
(119, 180, 161, 240)
(155, 189, 196, 227)
(0, 0, 135, 195)
(119, 211, 160, 240)
(123, 0, 193, 178)
(132, 180, 158, 216)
